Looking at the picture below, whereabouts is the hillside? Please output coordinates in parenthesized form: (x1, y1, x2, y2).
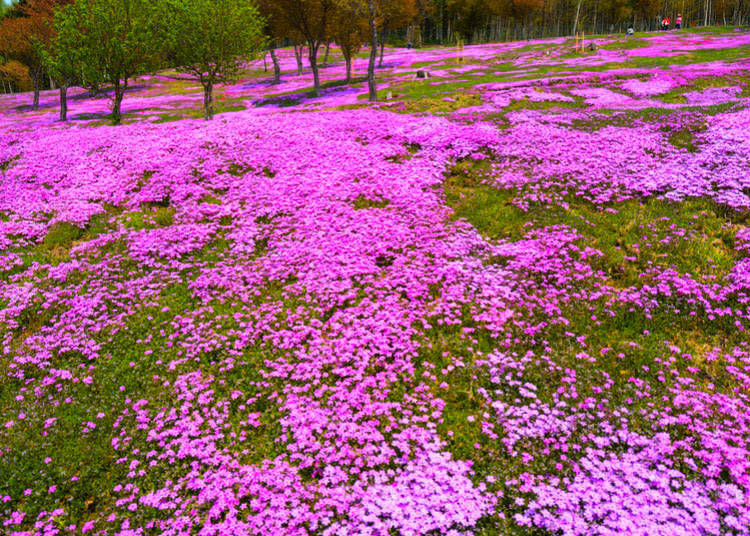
(2, 28, 750, 536)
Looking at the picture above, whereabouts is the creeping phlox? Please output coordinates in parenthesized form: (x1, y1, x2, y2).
(1, 29, 750, 536)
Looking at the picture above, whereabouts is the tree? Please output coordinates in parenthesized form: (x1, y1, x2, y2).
(376, 0, 418, 65)
(332, 1, 366, 81)
(161, 0, 265, 119)
(37, 3, 80, 121)
(0, 1, 55, 109)
(1, 0, 24, 19)
(271, 0, 337, 97)
(52, 0, 161, 125)
(366, 0, 378, 100)
(258, 0, 288, 84)
(293, 41, 306, 75)
(0, 60, 31, 93)
(447, 0, 498, 42)
(338, 0, 426, 102)
(335, 0, 378, 100)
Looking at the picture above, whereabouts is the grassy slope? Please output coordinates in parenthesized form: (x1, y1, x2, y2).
(1, 26, 750, 535)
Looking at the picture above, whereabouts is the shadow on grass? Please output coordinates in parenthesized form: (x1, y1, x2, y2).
(254, 77, 368, 107)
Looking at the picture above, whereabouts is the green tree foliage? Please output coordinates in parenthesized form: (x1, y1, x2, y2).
(268, 0, 338, 97)
(1, 0, 22, 19)
(377, 0, 419, 64)
(37, 3, 81, 121)
(333, 0, 386, 102)
(417, 0, 749, 42)
(331, 1, 366, 82)
(52, 0, 162, 124)
(258, 0, 295, 84)
(161, 0, 265, 120)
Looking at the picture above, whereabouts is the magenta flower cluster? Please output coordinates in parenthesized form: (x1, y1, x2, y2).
(2, 29, 750, 536)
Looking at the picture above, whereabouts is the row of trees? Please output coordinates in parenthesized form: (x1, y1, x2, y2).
(0, 0, 405, 123)
(1, 0, 267, 122)
(1, 0, 749, 123)
(259, 0, 422, 101)
(427, 0, 750, 42)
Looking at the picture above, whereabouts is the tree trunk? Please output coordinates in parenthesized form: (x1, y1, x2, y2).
(379, 37, 386, 67)
(111, 79, 127, 125)
(439, 1, 444, 44)
(367, 0, 378, 102)
(323, 42, 331, 66)
(31, 69, 41, 110)
(269, 47, 281, 84)
(309, 44, 321, 97)
(592, 0, 599, 34)
(345, 52, 352, 82)
(705, 0, 710, 25)
(59, 84, 68, 122)
(294, 44, 304, 75)
(573, 0, 583, 35)
(203, 82, 214, 120)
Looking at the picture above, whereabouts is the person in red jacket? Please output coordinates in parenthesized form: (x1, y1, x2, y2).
(675, 14, 683, 29)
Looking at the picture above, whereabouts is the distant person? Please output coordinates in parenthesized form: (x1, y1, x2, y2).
(627, 25, 635, 37)
(406, 41, 412, 50)
(662, 17, 670, 30)
(675, 14, 683, 29)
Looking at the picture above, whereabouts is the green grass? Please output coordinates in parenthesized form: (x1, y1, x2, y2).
(0, 236, 299, 528)
(352, 194, 390, 210)
(504, 97, 585, 113)
(598, 37, 653, 50)
(0, 213, 114, 278)
(446, 173, 739, 285)
(629, 44, 750, 68)
(153, 207, 176, 227)
(0, 154, 20, 171)
(431, 148, 750, 506)
(42, 222, 85, 250)
(655, 72, 749, 102)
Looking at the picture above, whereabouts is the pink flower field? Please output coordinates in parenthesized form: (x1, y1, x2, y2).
(2, 28, 750, 536)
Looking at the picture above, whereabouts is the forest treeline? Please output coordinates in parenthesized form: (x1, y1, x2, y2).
(1, 0, 749, 122)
